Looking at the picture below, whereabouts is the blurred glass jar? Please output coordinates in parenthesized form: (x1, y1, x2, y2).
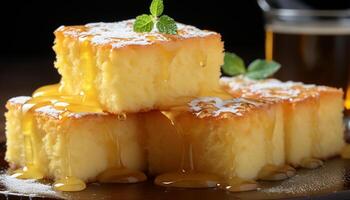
(258, 0, 350, 108)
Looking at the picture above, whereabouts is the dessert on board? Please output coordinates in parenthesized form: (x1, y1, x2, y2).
(3, 0, 347, 193)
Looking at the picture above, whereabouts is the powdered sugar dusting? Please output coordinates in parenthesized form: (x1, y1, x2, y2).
(8, 96, 107, 119)
(220, 77, 320, 102)
(35, 105, 65, 119)
(8, 96, 31, 105)
(67, 111, 107, 118)
(0, 174, 61, 198)
(189, 97, 262, 118)
(35, 105, 107, 119)
(58, 19, 217, 48)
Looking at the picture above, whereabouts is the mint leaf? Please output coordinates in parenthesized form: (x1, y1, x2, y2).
(134, 0, 177, 34)
(150, 0, 164, 17)
(222, 52, 246, 76)
(245, 59, 281, 79)
(157, 15, 177, 34)
(133, 14, 154, 33)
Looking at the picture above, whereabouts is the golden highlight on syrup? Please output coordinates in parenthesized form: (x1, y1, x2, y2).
(96, 124, 147, 184)
(11, 83, 100, 191)
(11, 83, 146, 192)
(153, 112, 260, 192)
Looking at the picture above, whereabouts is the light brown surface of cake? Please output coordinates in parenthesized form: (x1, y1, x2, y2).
(5, 97, 147, 183)
(220, 77, 345, 166)
(53, 19, 224, 113)
(145, 97, 285, 182)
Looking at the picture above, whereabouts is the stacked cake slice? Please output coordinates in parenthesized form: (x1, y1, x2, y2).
(54, 20, 224, 113)
(4, 19, 225, 191)
(145, 77, 344, 190)
(145, 97, 286, 189)
(220, 77, 345, 166)
(6, 96, 147, 183)
(4, 19, 345, 192)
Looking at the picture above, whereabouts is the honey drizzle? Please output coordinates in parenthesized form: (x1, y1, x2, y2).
(11, 80, 148, 191)
(258, 164, 296, 181)
(220, 178, 258, 192)
(154, 108, 261, 192)
(11, 100, 53, 180)
(53, 123, 86, 192)
(96, 124, 146, 183)
(12, 83, 102, 191)
(154, 113, 222, 188)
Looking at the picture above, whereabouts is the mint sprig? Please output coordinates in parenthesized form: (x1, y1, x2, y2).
(222, 52, 281, 80)
(222, 52, 246, 76)
(134, 15, 154, 33)
(150, 0, 164, 17)
(157, 15, 177, 34)
(134, 0, 177, 34)
(246, 59, 281, 79)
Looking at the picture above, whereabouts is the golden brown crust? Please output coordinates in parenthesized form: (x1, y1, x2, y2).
(220, 77, 343, 104)
(54, 19, 221, 51)
(6, 96, 122, 122)
(186, 97, 274, 120)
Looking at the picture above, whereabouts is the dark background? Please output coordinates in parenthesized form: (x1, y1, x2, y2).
(0, 1, 265, 58)
(0, 0, 265, 133)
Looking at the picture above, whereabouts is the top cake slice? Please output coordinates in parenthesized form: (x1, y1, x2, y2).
(53, 19, 224, 113)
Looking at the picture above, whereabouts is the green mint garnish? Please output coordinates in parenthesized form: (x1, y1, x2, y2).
(134, 15, 154, 33)
(157, 15, 177, 34)
(222, 52, 281, 80)
(150, 0, 164, 17)
(222, 52, 246, 76)
(133, 0, 177, 34)
(246, 59, 281, 79)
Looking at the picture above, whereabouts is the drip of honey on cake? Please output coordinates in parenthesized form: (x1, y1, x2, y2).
(218, 178, 258, 192)
(258, 164, 296, 181)
(12, 81, 146, 191)
(97, 167, 147, 183)
(96, 124, 146, 183)
(154, 111, 222, 188)
(12, 84, 98, 191)
(153, 113, 259, 191)
(53, 176, 86, 192)
(154, 97, 267, 192)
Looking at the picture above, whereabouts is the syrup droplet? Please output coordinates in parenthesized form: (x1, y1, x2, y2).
(300, 158, 324, 169)
(199, 61, 206, 67)
(258, 164, 296, 181)
(220, 177, 258, 192)
(97, 167, 147, 183)
(154, 171, 221, 188)
(155, 112, 223, 189)
(53, 176, 86, 192)
(11, 165, 44, 180)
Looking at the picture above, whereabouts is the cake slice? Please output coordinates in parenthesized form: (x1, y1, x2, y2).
(5, 96, 147, 191)
(53, 19, 224, 113)
(220, 77, 345, 167)
(145, 96, 288, 191)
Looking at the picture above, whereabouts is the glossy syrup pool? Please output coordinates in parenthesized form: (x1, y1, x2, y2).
(1, 141, 350, 200)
